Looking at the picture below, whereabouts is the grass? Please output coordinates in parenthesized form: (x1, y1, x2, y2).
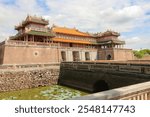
(0, 85, 87, 100)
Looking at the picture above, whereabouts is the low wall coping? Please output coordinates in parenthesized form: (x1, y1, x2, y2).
(73, 81, 150, 100)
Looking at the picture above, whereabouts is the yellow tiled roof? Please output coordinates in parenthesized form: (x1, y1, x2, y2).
(52, 26, 91, 37)
(52, 38, 94, 44)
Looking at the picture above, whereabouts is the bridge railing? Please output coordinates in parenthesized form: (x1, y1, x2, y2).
(73, 81, 150, 100)
(61, 61, 150, 74)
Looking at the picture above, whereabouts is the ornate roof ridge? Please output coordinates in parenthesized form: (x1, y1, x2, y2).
(15, 15, 49, 30)
(103, 30, 120, 36)
(94, 30, 120, 37)
(52, 25, 91, 37)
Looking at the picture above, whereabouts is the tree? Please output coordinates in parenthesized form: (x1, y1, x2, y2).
(133, 49, 150, 58)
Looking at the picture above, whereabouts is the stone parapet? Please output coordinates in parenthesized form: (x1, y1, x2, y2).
(73, 81, 150, 100)
(0, 63, 60, 70)
(61, 61, 150, 74)
(5, 40, 97, 50)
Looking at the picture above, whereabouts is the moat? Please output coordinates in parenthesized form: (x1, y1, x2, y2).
(0, 85, 87, 100)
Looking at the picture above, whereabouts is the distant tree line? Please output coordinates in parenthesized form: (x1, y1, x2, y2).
(133, 49, 150, 58)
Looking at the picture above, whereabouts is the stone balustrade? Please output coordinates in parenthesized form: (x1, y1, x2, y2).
(4, 40, 97, 50)
(61, 61, 150, 74)
(73, 81, 150, 100)
(5, 40, 59, 47)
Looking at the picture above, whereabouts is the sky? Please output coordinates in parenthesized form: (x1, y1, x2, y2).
(0, 0, 150, 49)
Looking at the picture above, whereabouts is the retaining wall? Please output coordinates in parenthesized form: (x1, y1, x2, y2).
(0, 67, 59, 92)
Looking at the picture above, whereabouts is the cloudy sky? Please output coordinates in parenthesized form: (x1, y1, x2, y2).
(0, 0, 150, 49)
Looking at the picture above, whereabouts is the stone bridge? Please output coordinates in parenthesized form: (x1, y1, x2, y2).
(59, 60, 150, 93)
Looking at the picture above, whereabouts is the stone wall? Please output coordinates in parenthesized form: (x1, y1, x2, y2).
(1, 40, 133, 65)
(113, 48, 134, 60)
(0, 67, 59, 92)
(2, 44, 60, 64)
(98, 48, 134, 60)
(60, 48, 97, 61)
(98, 48, 114, 60)
(0, 43, 5, 64)
(1, 42, 97, 65)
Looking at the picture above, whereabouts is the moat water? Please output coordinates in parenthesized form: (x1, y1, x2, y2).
(0, 85, 87, 100)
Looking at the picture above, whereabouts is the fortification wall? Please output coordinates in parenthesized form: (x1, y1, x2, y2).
(98, 49, 114, 60)
(113, 49, 134, 60)
(3, 45, 60, 64)
(98, 48, 134, 60)
(0, 43, 5, 64)
(0, 67, 59, 92)
(2, 43, 97, 65)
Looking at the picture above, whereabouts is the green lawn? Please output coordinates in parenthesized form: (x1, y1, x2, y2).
(0, 85, 87, 100)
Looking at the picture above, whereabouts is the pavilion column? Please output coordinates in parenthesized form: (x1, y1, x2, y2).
(24, 36, 25, 41)
(46, 37, 48, 43)
(44, 37, 47, 43)
(26, 35, 28, 42)
(33, 35, 34, 42)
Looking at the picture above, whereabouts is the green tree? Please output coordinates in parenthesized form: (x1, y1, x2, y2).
(133, 49, 150, 58)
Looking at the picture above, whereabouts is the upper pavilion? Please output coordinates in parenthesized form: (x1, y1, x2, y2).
(10, 15, 54, 43)
(9, 15, 125, 49)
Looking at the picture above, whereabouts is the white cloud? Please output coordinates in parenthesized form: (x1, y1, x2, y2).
(44, 0, 148, 33)
(0, 0, 149, 49)
(122, 36, 150, 49)
(125, 37, 142, 44)
(0, 0, 47, 42)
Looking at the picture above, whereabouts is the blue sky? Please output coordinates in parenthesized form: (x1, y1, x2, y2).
(0, 0, 150, 49)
